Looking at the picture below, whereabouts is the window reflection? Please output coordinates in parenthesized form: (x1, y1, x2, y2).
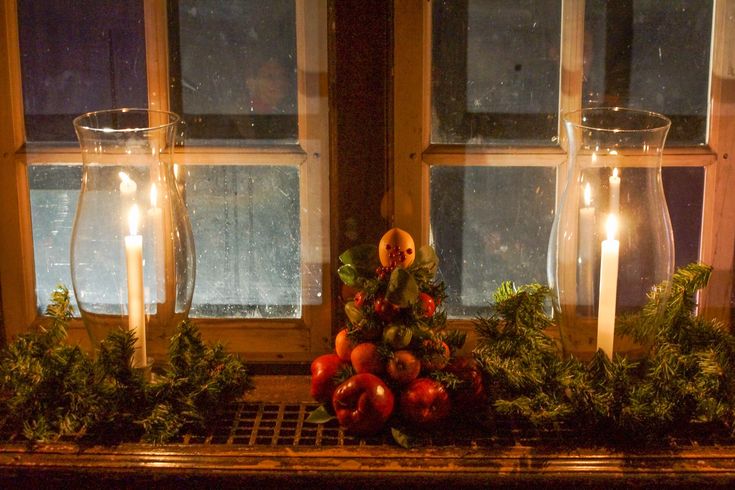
(169, 0, 298, 145)
(583, 0, 713, 145)
(431, 0, 562, 145)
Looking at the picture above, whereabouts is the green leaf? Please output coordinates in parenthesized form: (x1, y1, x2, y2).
(344, 301, 363, 324)
(338, 264, 361, 287)
(339, 244, 380, 274)
(305, 405, 335, 424)
(391, 427, 411, 449)
(386, 268, 419, 307)
(411, 245, 439, 276)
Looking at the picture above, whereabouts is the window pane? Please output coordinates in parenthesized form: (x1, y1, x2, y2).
(430, 166, 556, 317)
(169, 0, 298, 145)
(185, 165, 301, 317)
(431, 0, 562, 146)
(18, 0, 147, 142)
(662, 167, 703, 268)
(583, 0, 713, 145)
(28, 165, 81, 312)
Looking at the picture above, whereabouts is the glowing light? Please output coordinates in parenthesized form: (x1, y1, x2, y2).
(606, 214, 618, 241)
(128, 204, 140, 236)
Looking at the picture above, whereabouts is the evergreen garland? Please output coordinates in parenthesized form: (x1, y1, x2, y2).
(473, 263, 735, 444)
(0, 286, 251, 445)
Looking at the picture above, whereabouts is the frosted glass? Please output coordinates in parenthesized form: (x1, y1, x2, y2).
(184, 165, 301, 318)
(29, 165, 81, 312)
(430, 166, 556, 317)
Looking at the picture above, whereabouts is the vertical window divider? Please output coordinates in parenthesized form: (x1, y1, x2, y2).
(393, 0, 431, 244)
(296, 0, 332, 352)
(0, 0, 37, 337)
(699, 0, 735, 325)
(144, 0, 171, 115)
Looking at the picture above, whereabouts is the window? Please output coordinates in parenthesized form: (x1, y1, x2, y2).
(0, 0, 330, 360)
(393, 1, 735, 323)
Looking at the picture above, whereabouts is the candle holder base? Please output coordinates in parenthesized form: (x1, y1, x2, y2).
(557, 311, 649, 361)
(134, 356, 156, 382)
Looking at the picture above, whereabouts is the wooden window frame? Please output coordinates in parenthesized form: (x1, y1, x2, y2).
(0, 0, 332, 362)
(393, 0, 735, 330)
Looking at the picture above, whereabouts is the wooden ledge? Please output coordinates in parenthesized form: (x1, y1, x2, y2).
(2, 440, 735, 487)
(1, 375, 735, 487)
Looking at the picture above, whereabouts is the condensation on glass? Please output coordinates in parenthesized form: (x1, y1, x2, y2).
(428, 165, 702, 319)
(28, 165, 81, 312)
(17, 0, 147, 142)
(431, 0, 562, 146)
(168, 0, 298, 145)
(430, 166, 557, 318)
(583, 0, 713, 145)
(183, 166, 301, 318)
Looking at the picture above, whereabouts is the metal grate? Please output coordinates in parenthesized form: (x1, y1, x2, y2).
(182, 402, 390, 447)
(180, 401, 560, 448)
(3, 401, 729, 448)
(179, 401, 735, 449)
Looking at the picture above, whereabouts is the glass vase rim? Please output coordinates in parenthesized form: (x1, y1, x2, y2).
(73, 107, 181, 134)
(563, 107, 671, 133)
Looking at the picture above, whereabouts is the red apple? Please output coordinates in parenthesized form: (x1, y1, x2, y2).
(399, 377, 451, 428)
(386, 350, 421, 385)
(310, 353, 348, 404)
(417, 292, 436, 318)
(351, 342, 384, 374)
(341, 284, 358, 302)
(421, 340, 450, 372)
(332, 373, 395, 435)
(354, 290, 367, 308)
(335, 329, 355, 361)
(374, 296, 398, 322)
(445, 357, 488, 411)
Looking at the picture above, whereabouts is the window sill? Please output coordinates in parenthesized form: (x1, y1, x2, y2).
(1, 375, 735, 487)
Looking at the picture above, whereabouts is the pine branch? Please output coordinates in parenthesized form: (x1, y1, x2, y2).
(0, 290, 252, 445)
(473, 265, 735, 444)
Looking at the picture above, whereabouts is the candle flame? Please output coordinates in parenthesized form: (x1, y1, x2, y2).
(612, 167, 619, 178)
(150, 184, 158, 208)
(128, 204, 140, 236)
(606, 214, 618, 241)
(119, 171, 130, 183)
(583, 183, 592, 207)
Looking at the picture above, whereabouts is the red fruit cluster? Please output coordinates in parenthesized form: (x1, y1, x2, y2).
(309, 228, 487, 436)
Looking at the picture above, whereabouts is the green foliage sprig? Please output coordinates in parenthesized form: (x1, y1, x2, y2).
(473, 263, 735, 444)
(0, 286, 251, 445)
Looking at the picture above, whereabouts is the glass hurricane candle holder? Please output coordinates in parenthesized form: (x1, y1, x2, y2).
(547, 107, 674, 360)
(71, 109, 195, 364)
